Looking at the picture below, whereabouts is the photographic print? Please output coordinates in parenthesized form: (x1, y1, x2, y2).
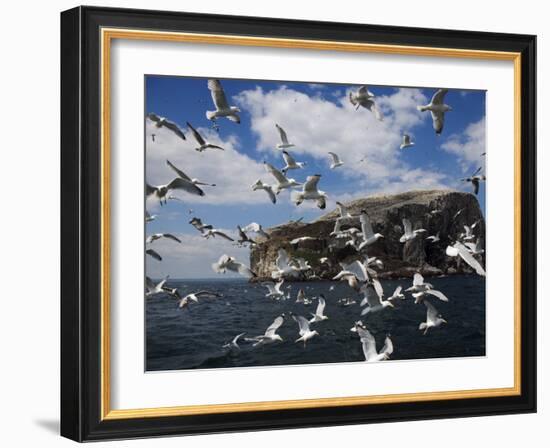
(145, 76, 487, 372)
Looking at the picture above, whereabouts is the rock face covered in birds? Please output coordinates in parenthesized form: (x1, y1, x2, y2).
(249, 190, 485, 281)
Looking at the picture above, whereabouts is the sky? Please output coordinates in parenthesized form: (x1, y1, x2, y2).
(145, 76, 486, 279)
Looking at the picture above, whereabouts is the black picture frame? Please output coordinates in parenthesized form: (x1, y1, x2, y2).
(61, 5, 536, 442)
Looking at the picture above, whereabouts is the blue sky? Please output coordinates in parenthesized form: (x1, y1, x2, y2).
(145, 76, 486, 278)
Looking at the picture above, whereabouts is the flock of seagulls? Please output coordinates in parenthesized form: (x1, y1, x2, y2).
(144, 79, 487, 364)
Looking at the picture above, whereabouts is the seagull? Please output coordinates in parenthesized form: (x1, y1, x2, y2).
(355, 325, 393, 362)
(461, 167, 486, 195)
(245, 315, 285, 347)
(177, 290, 222, 309)
(203, 228, 235, 242)
(328, 152, 344, 169)
(464, 237, 484, 255)
(275, 124, 295, 149)
(388, 286, 405, 302)
(145, 276, 169, 297)
(333, 201, 353, 231)
(292, 174, 327, 209)
(281, 150, 305, 174)
(446, 241, 486, 276)
(400, 133, 415, 149)
(146, 178, 204, 205)
(399, 218, 427, 243)
(309, 295, 329, 323)
(146, 233, 182, 244)
(350, 320, 365, 333)
(251, 179, 277, 204)
(405, 273, 449, 303)
(236, 225, 257, 247)
(419, 300, 447, 335)
(264, 162, 302, 194)
(206, 79, 241, 123)
(212, 254, 256, 278)
(147, 113, 186, 140)
(349, 86, 383, 121)
(145, 211, 157, 222)
(460, 221, 479, 241)
(186, 122, 225, 152)
(167, 160, 216, 188)
(242, 222, 270, 240)
(417, 88, 452, 135)
(360, 284, 394, 316)
(358, 210, 384, 249)
(426, 232, 440, 243)
(263, 279, 285, 300)
(189, 217, 213, 234)
(146, 248, 162, 261)
(271, 248, 300, 279)
(293, 315, 319, 347)
(162, 286, 182, 301)
(222, 332, 246, 350)
(296, 288, 308, 303)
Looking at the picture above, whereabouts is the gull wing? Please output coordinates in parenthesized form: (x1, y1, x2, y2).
(276, 249, 290, 270)
(207, 79, 230, 110)
(145, 183, 158, 197)
(282, 150, 296, 165)
(186, 122, 206, 145)
(265, 186, 277, 204)
(166, 160, 192, 181)
(424, 300, 440, 325)
(349, 91, 358, 106)
(455, 242, 486, 276)
(472, 166, 483, 176)
(276, 124, 289, 145)
(357, 326, 377, 361)
(212, 230, 235, 241)
(162, 119, 186, 140)
(363, 285, 382, 308)
(430, 110, 445, 134)
(336, 201, 349, 218)
(145, 276, 155, 292)
(366, 99, 383, 121)
(242, 222, 261, 233)
(147, 112, 161, 123)
(194, 290, 222, 299)
(303, 175, 321, 193)
(146, 248, 162, 261)
(424, 289, 449, 302)
(372, 277, 384, 299)
(293, 315, 311, 336)
(263, 282, 277, 294)
(228, 260, 255, 278)
(394, 286, 402, 296)
(265, 315, 284, 336)
(346, 260, 368, 282)
(413, 272, 424, 286)
(402, 218, 413, 236)
(472, 178, 480, 195)
(315, 295, 326, 316)
(264, 162, 289, 184)
(328, 152, 341, 164)
(275, 279, 285, 292)
(431, 88, 448, 105)
(162, 233, 182, 243)
(167, 177, 205, 197)
(359, 212, 375, 239)
(381, 336, 394, 357)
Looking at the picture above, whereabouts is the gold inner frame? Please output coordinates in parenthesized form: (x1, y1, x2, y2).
(100, 28, 522, 421)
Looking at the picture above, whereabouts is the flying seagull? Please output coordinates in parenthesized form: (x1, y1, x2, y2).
(186, 122, 225, 152)
(242, 222, 270, 240)
(281, 150, 305, 174)
(146, 178, 204, 205)
(166, 160, 216, 187)
(251, 179, 277, 204)
(145, 248, 162, 261)
(245, 315, 285, 347)
(446, 241, 486, 276)
(177, 290, 222, 309)
(400, 134, 415, 149)
(426, 232, 440, 243)
(202, 228, 235, 242)
(263, 279, 285, 300)
(293, 315, 320, 347)
(419, 300, 447, 335)
(309, 295, 329, 323)
(405, 273, 449, 303)
(222, 332, 246, 350)
(206, 79, 241, 123)
(275, 124, 295, 149)
(360, 284, 395, 316)
(264, 162, 302, 194)
(146, 233, 182, 244)
(236, 225, 257, 247)
(145, 276, 169, 297)
(399, 218, 427, 243)
(145, 211, 157, 223)
(212, 254, 256, 278)
(354, 325, 393, 362)
(292, 174, 327, 209)
(189, 217, 213, 234)
(349, 86, 383, 121)
(461, 167, 486, 195)
(358, 210, 384, 249)
(417, 88, 452, 135)
(147, 113, 186, 140)
(328, 152, 344, 169)
(271, 248, 300, 280)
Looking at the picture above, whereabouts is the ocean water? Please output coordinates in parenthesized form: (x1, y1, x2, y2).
(146, 275, 485, 371)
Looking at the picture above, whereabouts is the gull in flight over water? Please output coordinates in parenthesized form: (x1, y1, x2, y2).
(309, 295, 329, 323)
(460, 221, 479, 241)
(293, 315, 319, 347)
(360, 284, 395, 316)
(406, 273, 450, 303)
(246, 315, 285, 347)
(147, 113, 186, 140)
(417, 88, 452, 135)
(388, 286, 405, 302)
(264, 162, 302, 194)
(145, 248, 162, 261)
(419, 300, 447, 335)
(281, 150, 305, 174)
(206, 79, 241, 123)
(464, 237, 484, 255)
(292, 174, 327, 209)
(354, 325, 393, 362)
(146, 178, 204, 205)
(358, 210, 384, 249)
(400, 134, 415, 150)
(222, 332, 246, 350)
(461, 166, 486, 195)
(263, 279, 285, 300)
(185, 122, 225, 152)
(145, 276, 168, 297)
(446, 241, 486, 276)
(275, 124, 295, 149)
(251, 179, 277, 204)
(399, 218, 427, 243)
(146, 233, 182, 244)
(177, 290, 222, 309)
(349, 86, 383, 121)
(271, 248, 300, 279)
(212, 254, 256, 278)
(296, 288, 312, 305)
(328, 152, 344, 169)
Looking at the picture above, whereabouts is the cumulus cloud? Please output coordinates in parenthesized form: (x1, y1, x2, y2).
(440, 117, 486, 173)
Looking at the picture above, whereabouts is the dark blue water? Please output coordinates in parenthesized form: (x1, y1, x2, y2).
(146, 275, 485, 371)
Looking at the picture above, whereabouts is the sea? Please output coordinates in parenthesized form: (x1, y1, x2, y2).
(146, 275, 485, 371)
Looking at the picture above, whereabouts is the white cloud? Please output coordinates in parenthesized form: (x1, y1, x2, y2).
(440, 117, 486, 173)
(146, 120, 267, 206)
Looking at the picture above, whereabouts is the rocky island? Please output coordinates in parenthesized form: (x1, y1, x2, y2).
(250, 189, 485, 281)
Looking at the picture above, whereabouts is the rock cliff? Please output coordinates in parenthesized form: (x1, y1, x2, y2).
(250, 189, 485, 280)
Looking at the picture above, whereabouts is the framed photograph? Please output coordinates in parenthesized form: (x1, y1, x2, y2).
(61, 6, 536, 442)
